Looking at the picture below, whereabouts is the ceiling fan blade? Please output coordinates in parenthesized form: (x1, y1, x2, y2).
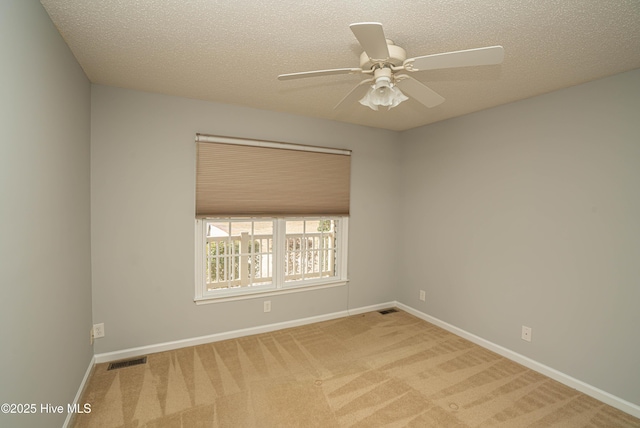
(395, 75, 445, 108)
(278, 68, 362, 80)
(350, 22, 390, 61)
(334, 78, 374, 110)
(405, 46, 504, 72)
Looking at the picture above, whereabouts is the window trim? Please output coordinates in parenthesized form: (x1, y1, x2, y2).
(194, 217, 349, 304)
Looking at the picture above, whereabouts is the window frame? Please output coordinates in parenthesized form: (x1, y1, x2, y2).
(195, 216, 349, 304)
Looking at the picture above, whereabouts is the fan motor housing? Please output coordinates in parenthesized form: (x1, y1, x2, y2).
(359, 40, 407, 70)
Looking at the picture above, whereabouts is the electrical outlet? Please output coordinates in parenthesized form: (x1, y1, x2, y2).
(419, 290, 426, 302)
(521, 325, 532, 342)
(263, 301, 271, 313)
(93, 323, 105, 339)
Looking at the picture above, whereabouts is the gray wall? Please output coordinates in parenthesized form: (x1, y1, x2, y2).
(0, 1, 92, 427)
(399, 69, 640, 406)
(90, 85, 401, 354)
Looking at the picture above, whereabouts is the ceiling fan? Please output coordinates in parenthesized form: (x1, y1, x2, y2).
(278, 22, 504, 111)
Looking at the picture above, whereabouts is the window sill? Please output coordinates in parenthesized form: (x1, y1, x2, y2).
(194, 280, 348, 305)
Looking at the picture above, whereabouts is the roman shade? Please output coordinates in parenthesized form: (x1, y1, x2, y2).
(195, 134, 351, 217)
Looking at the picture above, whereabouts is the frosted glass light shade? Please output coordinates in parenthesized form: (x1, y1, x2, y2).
(359, 77, 408, 111)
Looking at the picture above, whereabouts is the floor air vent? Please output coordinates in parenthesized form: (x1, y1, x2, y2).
(378, 308, 398, 315)
(107, 356, 147, 371)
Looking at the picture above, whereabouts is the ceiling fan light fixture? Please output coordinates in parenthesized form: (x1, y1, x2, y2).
(279, 23, 505, 112)
(359, 77, 408, 111)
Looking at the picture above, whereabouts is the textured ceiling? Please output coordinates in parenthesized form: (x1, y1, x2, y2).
(40, 0, 640, 131)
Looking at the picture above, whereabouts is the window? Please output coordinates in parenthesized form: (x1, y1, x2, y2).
(194, 134, 351, 303)
(195, 217, 348, 302)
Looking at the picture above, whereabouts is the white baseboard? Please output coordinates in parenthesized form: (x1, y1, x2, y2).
(62, 354, 95, 428)
(347, 301, 397, 316)
(395, 302, 640, 419)
(94, 302, 394, 364)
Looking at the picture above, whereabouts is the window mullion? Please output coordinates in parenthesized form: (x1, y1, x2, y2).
(338, 218, 348, 280)
(274, 218, 285, 289)
(301, 220, 306, 282)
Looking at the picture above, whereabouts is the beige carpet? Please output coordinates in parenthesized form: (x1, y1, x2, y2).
(73, 310, 640, 427)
